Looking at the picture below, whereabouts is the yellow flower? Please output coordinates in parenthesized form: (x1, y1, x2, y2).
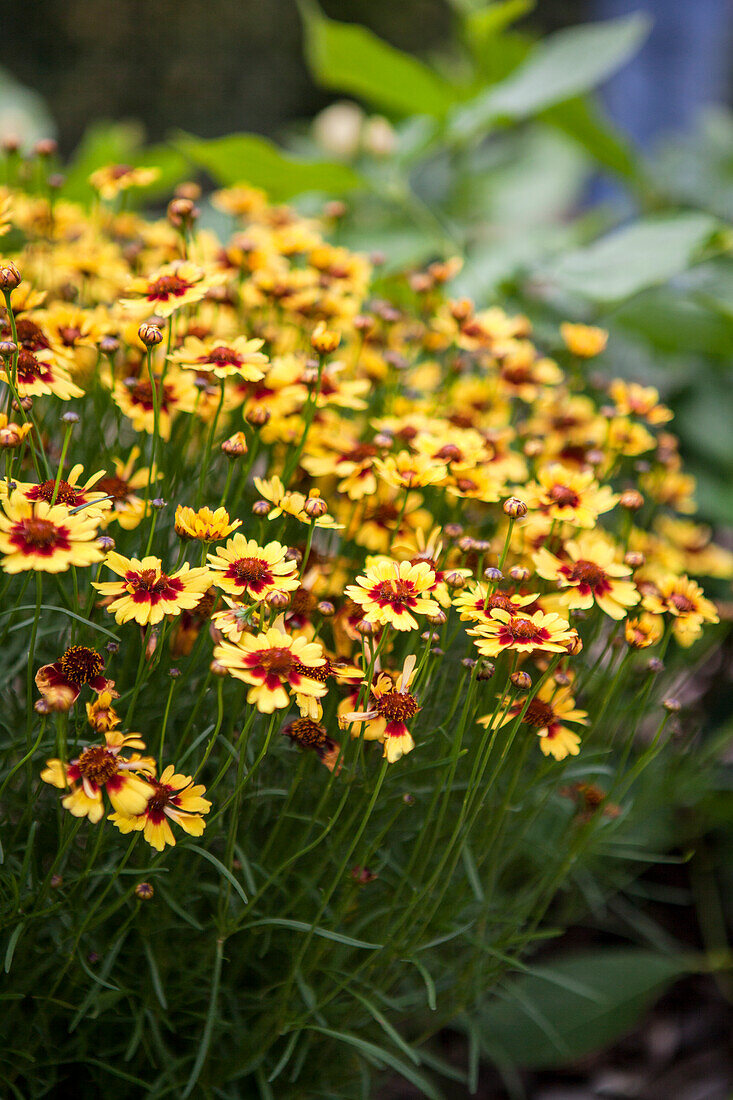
(560, 323, 608, 358)
(207, 535, 299, 601)
(254, 476, 342, 529)
(338, 656, 419, 762)
(479, 679, 587, 761)
(174, 505, 241, 543)
(1, 347, 83, 400)
(608, 380, 673, 425)
(374, 451, 447, 491)
(534, 531, 640, 620)
(41, 730, 155, 824)
(345, 559, 439, 632)
(641, 574, 719, 647)
(468, 609, 576, 658)
(89, 163, 161, 200)
(213, 624, 327, 713)
(109, 764, 211, 851)
(95, 447, 158, 530)
(625, 613, 664, 649)
(120, 261, 227, 318)
(168, 334, 267, 380)
(6, 463, 112, 522)
(524, 463, 618, 528)
(93, 551, 213, 626)
(0, 491, 104, 574)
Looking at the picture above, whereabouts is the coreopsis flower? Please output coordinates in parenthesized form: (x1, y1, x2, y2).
(207, 535, 299, 602)
(40, 302, 107, 374)
(480, 681, 587, 761)
(120, 261, 227, 317)
(302, 437, 379, 500)
(109, 765, 211, 851)
(339, 656, 419, 763)
(86, 689, 121, 733)
(374, 451, 447, 491)
(534, 532, 640, 620)
(608, 380, 672, 425)
(348, 489, 432, 553)
(625, 613, 664, 649)
(498, 343, 563, 402)
(1, 347, 83, 400)
(560, 323, 608, 358)
(40, 731, 155, 823)
(653, 516, 733, 580)
(524, 463, 618, 529)
(112, 367, 197, 440)
(168, 334, 267, 380)
(469, 609, 577, 658)
(213, 624, 327, 713)
(174, 505, 240, 543)
(93, 551, 213, 626)
(345, 559, 439, 631)
(6, 464, 112, 521)
(35, 645, 112, 712)
(0, 491, 104, 573)
(211, 596, 258, 643)
(89, 163, 161, 200)
(95, 447, 158, 530)
(642, 574, 719, 647)
(453, 583, 540, 626)
(283, 716, 342, 772)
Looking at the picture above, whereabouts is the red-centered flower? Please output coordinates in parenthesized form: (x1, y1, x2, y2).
(93, 551, 213, 626)
(35, 645, 113, 711)
(468, 609, 577, 658)
(109, 765, 211, 850)
(41, 731, 155, 823)
(345, 559, 439, 631)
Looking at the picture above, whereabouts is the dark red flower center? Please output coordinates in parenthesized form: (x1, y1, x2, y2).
(77, 745, 118, 785)
(372, 579, 415, 608)
(59, 645, 104, 685)
(671, 593, 695, 613)
(205, 345, 240, 366)
(95, 475, 130, 501)
(147, 274, 191, 301)
(28, 479, 81, 507)
(284, 717, 328, 747)
(15, 516, 66, 550)
(377, 690, 419, 722)
(548, 484, 580, 509)
(568, 560, 606, 589)
(521, 698, 556, 729)
(229, 557, 271, 589)
(256, 647, 295, 676)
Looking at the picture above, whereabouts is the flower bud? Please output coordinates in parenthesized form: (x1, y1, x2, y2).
(647, 657, 665, 674)
(266, 590, 290, 610)
(167, 197, 199, 229)
(0, 424, 23, 448)
(61, 410, 79, 425)
(356, 618, 377, 637)
(511, 671, 532, 690)
(169, 667, 181, 679)
(35, 138, 58, 158)
(246, 404, 270, 427)
(484, 566, 503, 583)
(138, 322, 163, 347)
(50, 874, 63, 889)
(317, 600, 335, 617)
(284, 547, 302, 566)
(13, 395, 33, 412)
(221, 431, 248, 458)
(427, 608, 447, 626)
(324, 200, 347, 220)
(311, 321, 340, 355)
(508, 565, 530, 582)
(477, 661, 495, 681)
(461, 657, 476, 670)
(303, 493, 328, 519)
(135, 882, 154, 900)
(620, 489, 644, 511)
(0, 262, 21, 291)
(444, 523, 463, 539)
(565, 634, 583, 655)
(210, 659, 229, 677)
(99, 335, 120, 357)
(252, 500, 271, 517)
(624, 551, 645, 569)
(175, 181, 202, 201)
(97, 536, 116, 553)
(663, 697, 681, 713)
(503, 497, 527, 519)
(444, 571, 467, 590)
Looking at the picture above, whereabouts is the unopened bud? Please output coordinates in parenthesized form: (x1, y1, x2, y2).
(484, 566, 503, 583)
(99, 335, 120, 357)
(134, 882, 154, 900)
(61, 410, 79, 425)
(50, 874, 63, 889)
(444, 571, 467, 590)
(508, 565, 530, 582)
(0, 340, 17, 358)
(647, 657, 664, 674)
(210, 659, 228, 677)
(310, 322, 340, 355)
(167, 197, 199, 229)
(461, 657, 476, 670)
(624, 551, 645, 568)
(35, 138, 58, 158)
(169, 667, 181, 679)
(477, 662, 495, 681)
(266, 590, 290, 610)
(511, 671, 532, 690)
(663, 697, 681, 713)
(221, 432, 248, 458)
(503, 497, 527, 519)
(303, 494, 328, 519)
(284, 547, 302, 566)
(138, 322, 163, 348)
(356, 618, 377, 637)
(620, 489, 644, 511)
(444, 523, 463, 539)
(317, 600, 335, 617)
(97, 536, 116, 553)
(246, 405, 270, 427)
(427, 608, 447, 626)
(252, 500, 271, 517)
(0, 263, 21, 291)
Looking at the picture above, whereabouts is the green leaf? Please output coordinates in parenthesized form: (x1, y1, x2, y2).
(306, 1027, 444, 1100)
(612, 288, 733, 357)
(543, 96, 641, 182)
(451, 13, 650, 139)
(476, 949, 688, 1068)
(301, 2, 458, 119)
(463, 0, 535, 55)
(175, 131, 365, 201)
(539, 213, 720, 303)
(243, 917, 382, 950)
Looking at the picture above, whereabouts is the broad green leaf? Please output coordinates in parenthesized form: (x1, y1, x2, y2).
(451, 13, 650, 138)
(539, 213, 720, 303)
(543, 96, 641, 182)
(612, 288, 733, 357)
(176, 131, 365, 201)
(463, 0, 535, 55)
(477, 949, 687, 1068)
(301, 2, 458, 119)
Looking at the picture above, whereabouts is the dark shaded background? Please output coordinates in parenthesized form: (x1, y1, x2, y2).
(3, 0, 584, 155)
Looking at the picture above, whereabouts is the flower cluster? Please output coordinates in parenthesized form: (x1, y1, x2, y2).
(0, 164, 723, 859)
